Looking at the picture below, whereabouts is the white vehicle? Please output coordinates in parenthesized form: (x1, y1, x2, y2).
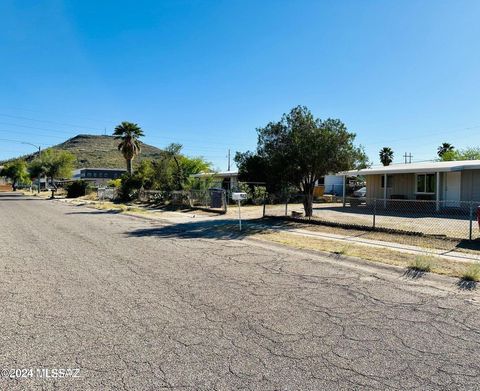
(353, 187, 366, 197)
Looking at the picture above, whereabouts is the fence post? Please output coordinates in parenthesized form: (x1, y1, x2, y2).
(469, 201, 473, 241)
(223, 190, 228, 214)
(373, 199, 376, 230)
(262, 194, 266, 218)
(285, 196, 288, 216)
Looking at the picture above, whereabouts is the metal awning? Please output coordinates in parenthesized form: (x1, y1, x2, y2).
(342, 160, 480, 176)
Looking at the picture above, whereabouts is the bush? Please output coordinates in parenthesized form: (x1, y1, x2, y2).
(118, 175, 143, 201)
(107, 178, 122, 188)
(252, 186, 267, 205)
(408, 256, 432, 272)
(462, 263, 480, 282)
(234, 183, 266, 205)
(65, 180, 93, 198)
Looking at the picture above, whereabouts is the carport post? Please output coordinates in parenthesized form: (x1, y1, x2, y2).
(436, 171, 440, 212)
(383, 173, 387, 209)
(223, 190, 228, 214)
(469, 201, 473, 241)
(342, 175, 346, 207)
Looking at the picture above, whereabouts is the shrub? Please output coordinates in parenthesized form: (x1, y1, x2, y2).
(118, 175, 143, 201)
(107, 178, 122, 188)
(65, 180, 93, 198)
(252, 186, 267, 205)
(408, 256, 432, 272)
(462, 263, 480, 282)
(238, 182, 252, 198)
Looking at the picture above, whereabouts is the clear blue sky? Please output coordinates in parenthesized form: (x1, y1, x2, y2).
(1, 0, 479, 169)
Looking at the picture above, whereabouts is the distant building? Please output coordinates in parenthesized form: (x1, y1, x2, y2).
(72, 168, 127, 185)
(190, 171, 239, 191)
(0, 165, 11, 191)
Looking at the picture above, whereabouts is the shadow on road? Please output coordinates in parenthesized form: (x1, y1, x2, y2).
(0, 193, 45, 201)
(403, 268, 427, 279)
(66, 210, 123, 215)
(457, 279, 477, 291)
(126, 219, 262, 240)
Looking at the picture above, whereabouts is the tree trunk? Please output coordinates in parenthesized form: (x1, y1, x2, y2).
(127, 159, 133, 175)
(302, 183, 314, 217)
(173, 156, 183, 190)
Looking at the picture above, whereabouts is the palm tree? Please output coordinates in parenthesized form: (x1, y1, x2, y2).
(437, 142, 454, 158)
(113, 122, 144, 175)
(379, 147, 394, 166)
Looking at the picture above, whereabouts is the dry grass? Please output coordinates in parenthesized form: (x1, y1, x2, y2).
(87, 201, 147, 215)
(408, 256, 433, 272)
(264, 218, 480, 255)
(81, 192, 98, 201)
(253, 231, 470, 278)
(462, 263, 480, 282)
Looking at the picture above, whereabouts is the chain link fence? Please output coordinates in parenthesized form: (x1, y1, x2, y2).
(97, 187, 119, 201)
(139, 188, 228, 213)
(97, 187, 227, 213)
(264, 194, 480, 241)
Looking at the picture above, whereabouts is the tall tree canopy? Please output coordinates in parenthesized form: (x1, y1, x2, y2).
(236, 106, 367, 216)
(118, 144, 212, 200)
(437, 142, 454, 158)
(113, 122, 144, 174)
(234, 151, 281, 193)
(438, 146, 480, 161)
(1, 160, 30, 191)
(29, 150, 75, 189)
(379, 147, 394, 166)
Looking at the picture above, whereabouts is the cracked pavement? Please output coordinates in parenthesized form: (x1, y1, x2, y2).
(0, 193, 480, 390)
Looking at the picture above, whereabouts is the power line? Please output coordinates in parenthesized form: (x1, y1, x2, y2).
(0, 105, 117, 124)
(0, 113, 106, 132)
(364, 124, 480, 147)
(0, 121, 83, 135)
(0, 129, 67, 141)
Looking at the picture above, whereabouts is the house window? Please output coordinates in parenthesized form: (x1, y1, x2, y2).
(381, 175, 393, 188)
(416, 173, 435, 194)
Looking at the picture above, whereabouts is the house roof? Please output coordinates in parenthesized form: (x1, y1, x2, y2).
(191, 170, 238, 178)
(344, 160, 480, 176)
(80, 167, 127, 171)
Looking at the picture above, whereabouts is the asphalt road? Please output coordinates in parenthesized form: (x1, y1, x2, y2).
(0, 193, 479, 390)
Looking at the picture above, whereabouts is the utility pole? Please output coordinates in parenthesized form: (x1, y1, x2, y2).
(403, 152, 413, 164)
(37, 146, 41, 193)
(227, 149, 231, 171)
(22, 142, 42, 193)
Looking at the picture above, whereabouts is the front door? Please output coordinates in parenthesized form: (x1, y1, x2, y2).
(444, 172, 461, 207)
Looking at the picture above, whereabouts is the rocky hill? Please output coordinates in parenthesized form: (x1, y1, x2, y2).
(1, 134, 165, 169)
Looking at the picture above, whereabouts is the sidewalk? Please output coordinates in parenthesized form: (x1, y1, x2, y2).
(267, 226, 480, 263)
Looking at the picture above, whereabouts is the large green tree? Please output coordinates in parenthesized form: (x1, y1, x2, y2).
(29, 150, 75, 190)
(118, 146, 212, 199)
(113, 122, 144, 175)
(1, 160, 30, 191)
(154, 144, 211, 191)
(379, 147, 394, 166)
(238, 106, 367, 216)
(234, 151, 282, 193)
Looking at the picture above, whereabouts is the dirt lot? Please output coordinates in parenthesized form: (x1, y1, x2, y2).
(265, 202, 476, 240)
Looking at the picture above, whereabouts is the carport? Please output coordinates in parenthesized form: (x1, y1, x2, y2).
(340, 160, 480, 211)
